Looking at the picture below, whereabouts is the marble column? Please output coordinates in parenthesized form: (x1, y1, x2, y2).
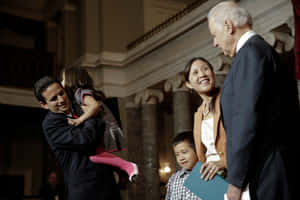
(164, 74, 193, 136)
(272, 31, 294, 54)
(79, 0, 102, 66)
(125, 97, 143, 200)
(45, 20, 61, 78)
(61, 3, 81, 66)
(134, 89, 163, 200)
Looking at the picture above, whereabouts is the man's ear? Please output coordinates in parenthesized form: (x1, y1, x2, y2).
(40, 101, 49, 110)
(185, 82, 193, 90)
(224, 19, 235, 34)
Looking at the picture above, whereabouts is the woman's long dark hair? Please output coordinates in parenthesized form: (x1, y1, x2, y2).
(183, 57, 219, 112)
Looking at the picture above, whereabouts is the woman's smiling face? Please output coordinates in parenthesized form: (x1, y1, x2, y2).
(187, 59, 216, 95)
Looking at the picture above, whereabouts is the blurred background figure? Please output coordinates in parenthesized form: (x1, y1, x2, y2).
(39, 170, 65, 200)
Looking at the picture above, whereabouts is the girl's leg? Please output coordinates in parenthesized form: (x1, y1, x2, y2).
(90, 150, 138, 182)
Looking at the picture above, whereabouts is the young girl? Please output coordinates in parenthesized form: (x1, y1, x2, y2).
(61, 66, 138, 182)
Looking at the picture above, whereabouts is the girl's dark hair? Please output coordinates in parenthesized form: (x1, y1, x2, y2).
(61, 66, 106, 115)
(61, 66, 106, 101)
(172, 131, 195, 152)
(183, 57, 219, 112)
(61, 66, 94, 92)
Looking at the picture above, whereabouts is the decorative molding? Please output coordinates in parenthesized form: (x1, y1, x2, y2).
(76, 52, 127, 67)
(0, 87, 39, 108)
(76, 53, 102, 67)
(262, 31, 294, 53)
(164, 74, 188, 92)
(75, 0, 221, 68)
(134, 89, 164, 105)
(1, 0, 295, 107)
(152, 0, 185, 12)
(272, 31, 294, 53)
(262, 32, 277, 46)
(100, 52, 128, 66)
(122, 0, 293, 97)
(78, 0, 292, 66)
(214, 54, 232, 73)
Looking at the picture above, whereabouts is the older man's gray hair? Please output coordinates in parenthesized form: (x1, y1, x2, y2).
(207, 1, 253, 29)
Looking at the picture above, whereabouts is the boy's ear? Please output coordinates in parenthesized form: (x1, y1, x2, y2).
(185, 82, 193, 90)
(39, 101, 49, 110)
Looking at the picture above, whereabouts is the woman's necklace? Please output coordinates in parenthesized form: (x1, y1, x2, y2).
(203, 101, 210, 117)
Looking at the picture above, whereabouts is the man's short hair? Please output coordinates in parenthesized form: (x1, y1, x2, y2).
(208, 1, 253, 29)
(34, 76, 61, 103)
(172, 131, 195, 151)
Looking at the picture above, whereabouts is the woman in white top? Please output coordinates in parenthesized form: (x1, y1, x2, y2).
(184, 57, 227, 181)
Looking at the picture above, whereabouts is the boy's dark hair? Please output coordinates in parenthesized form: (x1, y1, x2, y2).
(172, 131, 195, 151)
(34, 76, 61, 103)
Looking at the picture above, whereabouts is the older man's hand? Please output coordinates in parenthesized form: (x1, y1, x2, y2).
(226, 184, 242, 200)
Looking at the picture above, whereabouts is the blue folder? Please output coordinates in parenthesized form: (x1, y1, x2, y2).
(184, 162, 228, 200)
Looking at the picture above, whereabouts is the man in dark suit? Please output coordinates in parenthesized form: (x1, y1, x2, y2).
(34, 76, 120, 200)
(208, 2, 298, 200)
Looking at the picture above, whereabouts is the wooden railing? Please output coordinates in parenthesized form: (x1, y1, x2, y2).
(126, 0, 207, 50)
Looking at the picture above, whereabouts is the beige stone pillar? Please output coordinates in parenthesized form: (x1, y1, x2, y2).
(125, 97, 143, 200)
(165, 74, 193, 136)
(62, 3, 81, 66)
(134, 89, 163, 200)
(80, 0, 101, 62)
(45, 21, 61, 78)
(46, 21, 57, 54)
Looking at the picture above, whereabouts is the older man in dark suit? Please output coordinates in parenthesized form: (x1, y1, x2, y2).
(34, 76, 120, 200)
(208, 2, 298, 200)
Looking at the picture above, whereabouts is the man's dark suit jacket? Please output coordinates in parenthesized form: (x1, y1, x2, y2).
(220, 35, 298, 200)
(42, 112, 120, 200)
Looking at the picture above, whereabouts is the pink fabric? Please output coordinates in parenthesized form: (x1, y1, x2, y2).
(90, 148, 135, 177)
